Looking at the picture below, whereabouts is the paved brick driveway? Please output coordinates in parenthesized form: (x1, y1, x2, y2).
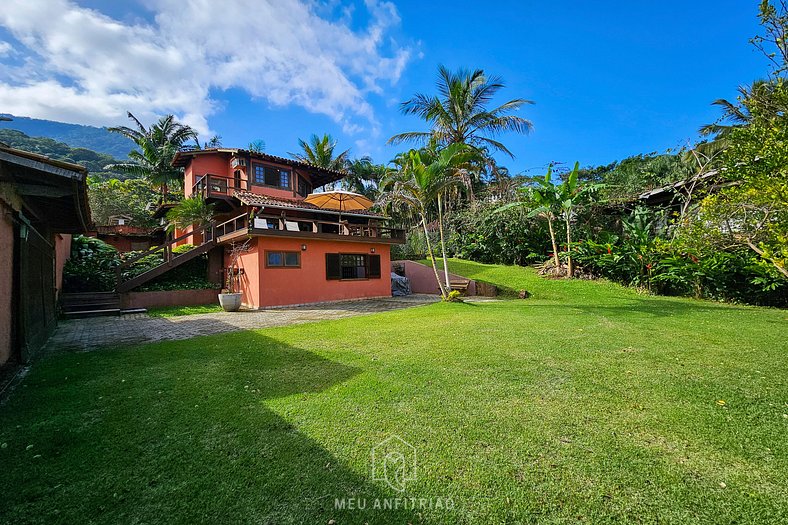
(49, 295, 439, 352)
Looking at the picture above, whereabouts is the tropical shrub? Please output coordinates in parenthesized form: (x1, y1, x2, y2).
(573, 238, 787, 307)
(448, 201, 548, 265)
(63, 235, 120, 292)
(122, 244, 217, 292)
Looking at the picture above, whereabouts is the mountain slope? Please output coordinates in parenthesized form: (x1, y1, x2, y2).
(0, 128, 128, 180)
(0, 114, 135, 159)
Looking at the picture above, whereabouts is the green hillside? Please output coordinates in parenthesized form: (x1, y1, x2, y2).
(0, 114, 135, 159)
(0, 129, 129, 181)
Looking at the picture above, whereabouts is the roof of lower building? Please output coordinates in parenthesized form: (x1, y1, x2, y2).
(234, 190, 384, 218)
(0, 143, 91, 232)
(172, 148, 348, 188)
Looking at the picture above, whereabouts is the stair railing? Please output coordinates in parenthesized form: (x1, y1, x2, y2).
(115, 222, 216, 289)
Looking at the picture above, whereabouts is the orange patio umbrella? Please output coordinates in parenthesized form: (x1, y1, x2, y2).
(303, 190, 373, 212)
(304, 190, 374, 226)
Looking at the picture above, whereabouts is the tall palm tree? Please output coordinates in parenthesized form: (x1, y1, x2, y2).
(389, 66, 533, 157)
(697, 80, 788, 156)
(106, 112, 197, 199)
(342, 156, 386, 198)
(290, 134, 350, 173)
(379, 144, 478, 297)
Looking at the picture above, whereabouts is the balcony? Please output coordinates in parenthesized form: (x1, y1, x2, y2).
(192, 174, 247, 200)
(215, 213, 406, 244)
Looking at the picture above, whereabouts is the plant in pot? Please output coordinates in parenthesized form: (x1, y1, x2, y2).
(219, 240, 250, 312)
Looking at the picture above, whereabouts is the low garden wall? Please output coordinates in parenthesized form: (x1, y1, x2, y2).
(121, 289, 218, 310)
(392, 260, 498, 296)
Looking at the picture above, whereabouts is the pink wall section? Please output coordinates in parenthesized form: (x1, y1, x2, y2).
(394, 260, 477, 295)
(259, 238, 390, 307)
(54, 234, 71, 293)
(0, 208, 14, 365)
(228, 237, 391, 308)
(228, 238, 261, 308)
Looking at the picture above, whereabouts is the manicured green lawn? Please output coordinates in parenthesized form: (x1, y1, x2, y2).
(145, 303, 223, 318)
(1, 260, 786, 524)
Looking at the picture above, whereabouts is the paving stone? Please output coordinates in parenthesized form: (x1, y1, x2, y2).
(47, 295, 439, 352)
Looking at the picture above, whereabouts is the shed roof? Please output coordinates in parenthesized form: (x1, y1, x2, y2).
(0, 143, 91, 232)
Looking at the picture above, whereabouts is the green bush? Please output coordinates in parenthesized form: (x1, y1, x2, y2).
(123, 243, 217, 292)
(573, 238, 787, 307)
(63, 235, 120, 292)
(64, 238, 218, 293)
(448, 202, 548, 265)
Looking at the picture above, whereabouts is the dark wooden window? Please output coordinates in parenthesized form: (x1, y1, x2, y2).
(252, 163, 291, 189)
(326, 253, 341, 280)
(326, 253, 381, 280)
(265, 250, 300, 268)
(297, 175, 312, 198)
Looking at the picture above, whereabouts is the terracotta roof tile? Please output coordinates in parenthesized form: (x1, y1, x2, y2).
(234, 190, 383, 218)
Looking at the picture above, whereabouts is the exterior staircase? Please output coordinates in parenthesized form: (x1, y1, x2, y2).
(61, 292, 121, 318)
(115, 224, 217, 293)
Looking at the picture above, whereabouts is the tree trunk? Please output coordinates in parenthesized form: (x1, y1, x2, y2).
(565, 215, 573, 278)
(437, 193, 451, 291)
(547, 217, 560, 271)
(422, 214, 447, 299)
(746, 239, 788, 278)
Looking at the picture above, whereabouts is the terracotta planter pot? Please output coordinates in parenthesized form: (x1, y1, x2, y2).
(218, 293, 242, 312)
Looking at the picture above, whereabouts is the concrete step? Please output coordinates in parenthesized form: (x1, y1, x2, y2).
(63, 308, 122, 319)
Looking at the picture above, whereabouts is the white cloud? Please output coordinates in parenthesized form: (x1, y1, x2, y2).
(0, 0, 411, 136)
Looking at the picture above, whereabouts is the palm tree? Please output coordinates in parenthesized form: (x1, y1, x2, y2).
(290, 134, 350, 173)
(554, 162, 603, 277)
(342, 156, 387, 198)
(389, 66, 533, 158)
(380, 144, 478, 297)
(106, 112, 197, 199)
(698, 80, 788, 156)
(165, 195, 214, 234)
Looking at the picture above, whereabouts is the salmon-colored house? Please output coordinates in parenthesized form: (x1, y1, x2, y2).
(117, 149, 404, 309)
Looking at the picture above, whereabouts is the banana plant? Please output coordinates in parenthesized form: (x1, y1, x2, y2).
(497, 162, 601, 277)
(555, 162, 604, 277)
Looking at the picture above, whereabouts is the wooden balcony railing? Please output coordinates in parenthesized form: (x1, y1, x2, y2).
(192, 174, 247, 199)
(214, 213, 405, 242)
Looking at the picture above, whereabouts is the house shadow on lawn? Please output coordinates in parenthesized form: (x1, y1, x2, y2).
(0, 333, 433, 524)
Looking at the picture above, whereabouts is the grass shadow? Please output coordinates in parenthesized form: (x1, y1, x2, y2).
(0, 333, 430, 524)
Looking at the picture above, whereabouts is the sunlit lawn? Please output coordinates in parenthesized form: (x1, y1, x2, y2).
(1, 260, 786, 524)
(145, 303, 223, 317)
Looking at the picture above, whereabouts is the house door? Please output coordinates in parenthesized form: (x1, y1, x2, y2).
(17, 222, 56, 362)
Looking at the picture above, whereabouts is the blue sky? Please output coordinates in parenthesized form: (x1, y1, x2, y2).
(0, 1, 768, 174)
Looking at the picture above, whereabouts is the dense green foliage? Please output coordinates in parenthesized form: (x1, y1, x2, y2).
(578, 153, 692, 201)
(448, 200, 547, 265)
(0, 114, 135, 158)
(62, 235, 121, 293)
(88, 178, 159, 228)
(0, 129, 127, 181)
(3, 262, 787, 523)
(681, 79, 788, 278)
(62, 237, 216, 293)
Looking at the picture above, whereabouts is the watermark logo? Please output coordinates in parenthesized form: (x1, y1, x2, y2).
(370, 434, 416, 492)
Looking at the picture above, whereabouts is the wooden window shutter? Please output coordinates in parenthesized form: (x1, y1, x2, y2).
(369, 254, 381, 278)
(326, 253, 341, 280)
